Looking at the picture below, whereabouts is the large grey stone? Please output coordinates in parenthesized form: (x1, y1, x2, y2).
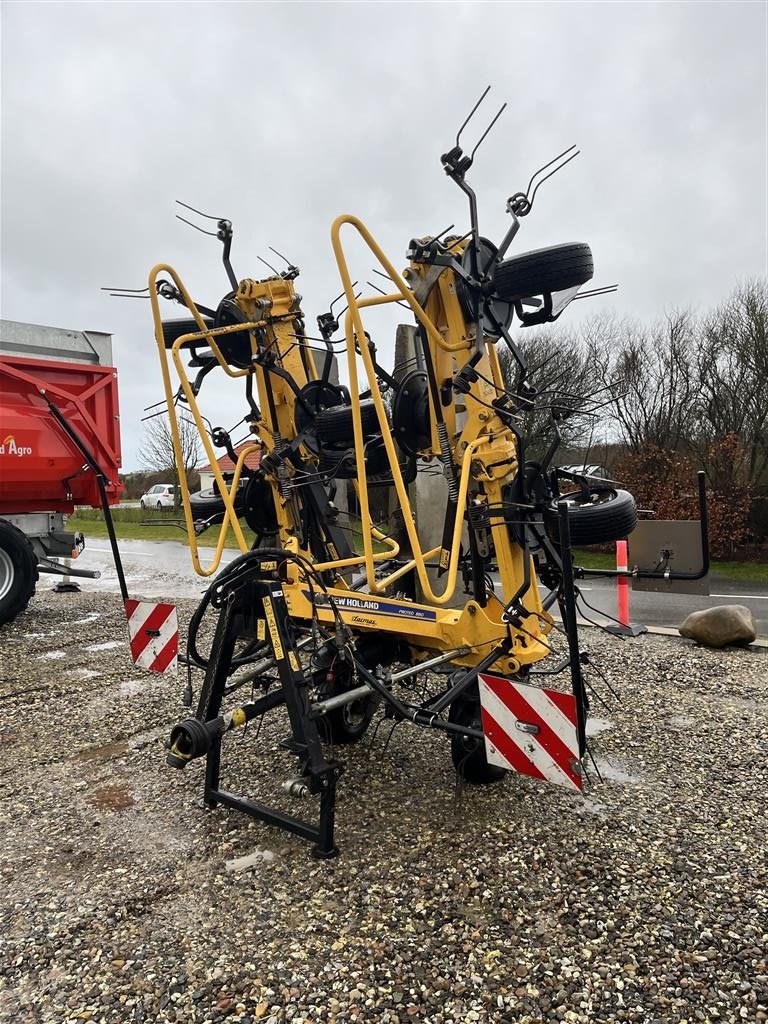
(679, 604, 757, 648)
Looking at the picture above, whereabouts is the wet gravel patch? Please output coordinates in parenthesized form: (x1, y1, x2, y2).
(0, 588, 766, 1023)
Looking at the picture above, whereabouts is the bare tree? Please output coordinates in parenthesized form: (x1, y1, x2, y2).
(139, 413, 202, 507)
(497, 320, 607, 460)
(692, 278, 768, 491)
(595, 308, 699, 457)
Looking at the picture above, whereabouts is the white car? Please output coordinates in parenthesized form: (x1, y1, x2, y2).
(139, 483, 175, 509)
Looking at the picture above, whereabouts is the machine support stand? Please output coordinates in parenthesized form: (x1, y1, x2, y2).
(189, 574, 342, 857)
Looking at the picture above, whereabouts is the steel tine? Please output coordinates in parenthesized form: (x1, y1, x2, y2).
(572, 285, 619, 300)
(583, 675, 612, 713)
(366, 281, 409, 310)
(586, 744, 603, 784)
(101, 285, 150, 293)
(176, 199, 227, 221)
(329, 285, 355, 314)
(529, 149, 581, 208)
(268, 245, 293, 266)
(525, 144, 578, 198)
(336, 289, 362, 319)
(470, 101, 507, 160)
(380, 719, 401, 758)
(257, 254, 281, 275)
(176, 214, 218, 237)
(456, 85, 491, 147)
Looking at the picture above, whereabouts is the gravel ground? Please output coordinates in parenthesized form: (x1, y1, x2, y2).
(0, 588, 766, 1024)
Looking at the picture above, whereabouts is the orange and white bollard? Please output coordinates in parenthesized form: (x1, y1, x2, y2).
(616, 539, 630, 626)
(605, 539, 647, 637)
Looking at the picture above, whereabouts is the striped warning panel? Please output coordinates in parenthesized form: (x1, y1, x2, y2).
(478, 674, 583, 793)
(124, 599, 178, 673)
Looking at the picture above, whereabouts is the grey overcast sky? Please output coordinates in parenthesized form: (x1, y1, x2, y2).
(1, 1, 766, 471)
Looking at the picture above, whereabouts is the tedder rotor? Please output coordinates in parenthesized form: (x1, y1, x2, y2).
(136, 91, 704, 857)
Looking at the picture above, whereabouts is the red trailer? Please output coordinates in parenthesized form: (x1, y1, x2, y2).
(0, 320, 123, 624)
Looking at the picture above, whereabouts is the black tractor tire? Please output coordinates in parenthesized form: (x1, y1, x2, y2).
(0, 519, 38, 626)
(448, 689, 506, 785)
(493, 242, 594, 302)
(544, 488, 637, 545)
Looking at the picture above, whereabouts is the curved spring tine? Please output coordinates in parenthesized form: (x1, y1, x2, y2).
(470, 102, 507, 160)
(528, 149, 580, 209)
(176, 199, 227, 221)
(366, 281, 409, 310)
(100, 285, 149, 293)
(456, 85, 490, 147)
(525, 144, 578, 198)
(268, 245, 294, 267)
(330, 282, 358, 315)
(176, 214, 218, 237)
(257, 254, 281, 275)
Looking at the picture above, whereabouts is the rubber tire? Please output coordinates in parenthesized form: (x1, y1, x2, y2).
(449, 691, 506, 785)
(156, 501, 163, 510)
(544, 488, 637, 545)
(140, 500, 146, 510)
(315, 400, 382, 447)
(493, 242, 593, 302)
(189, 485, 241, 516)
(316, 672, 378, 745)
(0, 520, 38, 626)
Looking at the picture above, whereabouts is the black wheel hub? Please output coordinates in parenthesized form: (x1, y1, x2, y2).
(294, 380, 348, 452)
(457, 237, 514, 338)
(392, 369, 431, 457)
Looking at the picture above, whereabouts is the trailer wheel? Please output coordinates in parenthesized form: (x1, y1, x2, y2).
(543, 488, 637, 545)
(492, 242, 594, 302)
(449, 690, 505, 785)
(315, 667, 378, 745)
(0, 520, 38, 626)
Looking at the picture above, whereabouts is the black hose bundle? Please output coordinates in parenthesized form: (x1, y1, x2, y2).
(185, 546, 347, 671)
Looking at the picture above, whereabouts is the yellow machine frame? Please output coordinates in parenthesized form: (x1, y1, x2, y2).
(149, 216, 552, 677)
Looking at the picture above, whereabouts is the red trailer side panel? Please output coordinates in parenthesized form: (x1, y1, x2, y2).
(0, 354, 122, 515)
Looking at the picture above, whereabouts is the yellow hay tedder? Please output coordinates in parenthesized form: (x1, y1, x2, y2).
(133, 91, 707, 857)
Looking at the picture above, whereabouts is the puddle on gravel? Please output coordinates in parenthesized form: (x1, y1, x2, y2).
(720, 696, 758, 712)
(71, 612, 102, 625)
(586, 718, 615, 737)
(88, 783, 136, 811)
(75, 740, 129, 762)
(119, 678, 149, 697)
(86, 641, 123, 652)
(668, 715, 696, 730)
(69, 668, 101, 679)
(575, 797, 608, 816)
(37, 650, 66, 660)
(595, 759, 640, 785)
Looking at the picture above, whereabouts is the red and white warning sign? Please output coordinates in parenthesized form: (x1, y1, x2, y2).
(478, 674, 583, 792)
(124, 599, 178, 673)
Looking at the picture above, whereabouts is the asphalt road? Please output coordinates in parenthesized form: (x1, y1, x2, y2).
(72, 538, 767, 636)
(563, 573, 767, 636)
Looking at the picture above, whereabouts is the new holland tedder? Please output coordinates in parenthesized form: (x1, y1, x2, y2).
(125, 90, 708, 857)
